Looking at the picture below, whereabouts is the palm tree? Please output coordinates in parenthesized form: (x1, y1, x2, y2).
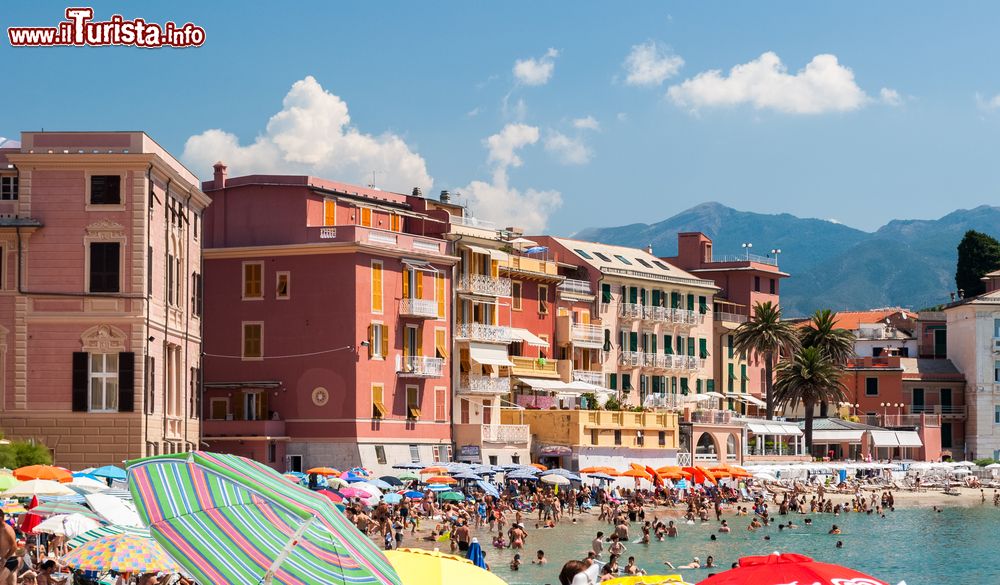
(733, 301, 801, 420)
(773, 346, 847, 453)
(800, 309, 856, 365)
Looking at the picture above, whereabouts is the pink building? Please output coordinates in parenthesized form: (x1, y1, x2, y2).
(0, 132, 208, 467)
(201, 170, 455, 474)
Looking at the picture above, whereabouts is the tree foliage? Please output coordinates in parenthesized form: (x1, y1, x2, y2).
(956, 230, 1000, 298)
(799, 309, 856, 366)
(773, 346, 847, 451)
(733, 301, 801, 419)
(0, 439, 52, 468)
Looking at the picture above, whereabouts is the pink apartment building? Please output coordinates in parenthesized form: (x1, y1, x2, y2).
(0, 132, 208, 467)
(201, 170, 455, 474)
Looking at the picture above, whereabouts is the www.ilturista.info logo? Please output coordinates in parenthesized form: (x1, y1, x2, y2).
(7, 7, 205, 47)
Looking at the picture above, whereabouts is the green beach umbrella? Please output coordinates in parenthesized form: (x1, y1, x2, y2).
(398, 473, 418, 481)
(0, 474, 18, 492)
(128, 451, 401, 585)
(437, 492, 465, 502)
(30, 501, 105, 523)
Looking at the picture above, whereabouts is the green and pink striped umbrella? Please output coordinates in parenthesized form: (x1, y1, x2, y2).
(128, 451, 400, 585)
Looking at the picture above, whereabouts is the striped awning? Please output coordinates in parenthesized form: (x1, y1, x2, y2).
(128, 451, 401, 585)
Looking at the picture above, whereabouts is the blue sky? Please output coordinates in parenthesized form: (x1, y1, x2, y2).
(3, 1, 1000, 234)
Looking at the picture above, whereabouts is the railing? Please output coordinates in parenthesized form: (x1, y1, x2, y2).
(690, 409, 734, 425)
(645, 305, 670, 322)
(458, 374, 510, 394)
(482, 424, 530, 444)
(510, 355, 558, 377)
(911, 404, 965, 416)
(504, 256, 557, 276)
(457, 274, 512, 296)
(203, 419, 287, 437)
(456, 322, 512, 343)
(319, 227, 337, 239)
(619, 351, 643, 367)
(671, 308, 701, 325)
(397, 356, 445, 378)
(558, 279, 592, 296)
(714, 253, 778, 266)
(571, 323, 603, 347)
(572, 370, 604, 386)
(619, 303, 644, 320)
(862, 413, 941, 427)
(398, 297, 439, 318)
(714, 312, 748, 324)
(308, 225, 446, 254)
(677, 452, 692, 466)
(450, 215, 496, 230)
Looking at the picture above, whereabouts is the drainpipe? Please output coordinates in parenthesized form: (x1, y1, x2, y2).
(183, 190, 193, 450)
(144, 164, 153, 454)
(449, 234, 464, 461)
(162, 178, 171, 446)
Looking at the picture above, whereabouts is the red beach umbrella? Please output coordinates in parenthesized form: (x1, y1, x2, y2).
(19, 496, 42, 534)
(697, 552, 890, 585)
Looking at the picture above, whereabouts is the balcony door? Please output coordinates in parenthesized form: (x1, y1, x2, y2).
(244, 391, 266, 421)
(940, 388, 952, 411)
(404, 325, 420, 358)
(911, 388, 924, 412)
(483, 402, 492, 425)
(934, 329, 947, 357)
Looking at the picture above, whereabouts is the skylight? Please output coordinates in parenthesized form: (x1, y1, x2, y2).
(593, 252, 611, 262)
(636, 258, 653, 268)
(574, 249, 593, 260)
(614, 255, 632, 265)
(653, 261, 671, 271)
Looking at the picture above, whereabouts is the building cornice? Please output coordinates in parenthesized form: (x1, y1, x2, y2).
(204, 241, 460, 264)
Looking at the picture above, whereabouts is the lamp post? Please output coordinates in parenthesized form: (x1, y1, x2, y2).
(770, 248, 782, 265)
(880, 402, 887, 423)
(742, 242, 753, 261)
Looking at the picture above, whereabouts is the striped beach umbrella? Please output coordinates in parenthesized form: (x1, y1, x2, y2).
(128, 451, 401, 585)
(29, 501, 105, 523)
(68, 525, 151, 550)
(62, 533, 178, 573)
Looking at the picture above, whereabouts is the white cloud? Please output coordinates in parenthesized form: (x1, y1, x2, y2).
(466, 106, 481, 118)
(667, 52, 869, 114)
(183, 76, 431, 191)
(616, 112, 628, 122)
(975, 92, 1000, 111)
(572, 115, 600, 131)
(623, 41, 684, 86)
(513, 48, 559, 86)
(880, 88, 902, 107)
(544, 131, 592, 165)
(458, 123, 562, 233)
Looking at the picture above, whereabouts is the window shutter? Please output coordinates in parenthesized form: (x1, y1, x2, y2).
(402, 268, 410, 298)
(664, 335, 672, 355)
(146, 356, 155, 414)
(416, 271, 423, 299)
(687, 337, 695, 356)
(367, 325, 374, 358)
(381, 324, 389, 357)
(72, 352, 89, 411)
(118, 352, 135, 412)
(436, 274, 445, 317)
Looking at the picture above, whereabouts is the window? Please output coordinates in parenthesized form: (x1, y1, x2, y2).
(636, 258, 652, 268)
(276, 271, 290, 299)
(90, 175, 121, 205)
(995, 405, 1000, 425)
(266, 442, 277, 463)
(436, 273, 445, 318)
(769, 278, 776, 294)
(663, 335, 672, 355)
(940, 422, 953, 449)
(591, 429, 599, 445)
(193, 213, 200, 239)
(434, 387, 447, 421)
(658, 431, 666, 446)
(538, 284, 549, 314)
(636, 430, 644, 446)
(389, 214, 402, 232)
(728, 335, 734, 358)
(167, 254, 175, 305)
(995, 318, 1000, 338)
(0, 176, 17, 200)
(593, 252, 611, 262)
(210, 398, 228, 420)
(698, 296, 708, 314)
(687, 294, 695, 311)
(512, 281, 523, 310)
(865, 377, 879, 396)
(371, 261, 383, 313)
(652, 260, 670, 271)
(608, 373, 617, 390)
(323, 200, 336, 226)
(676, 336, 684, 355)
(372, 384, 386, 419)
(687, 337, 695, 357)
(89, 242, 120, 293)
(243, 262, 263, 299)
(601, 283, 612, 303)
(614, 430, 622, 445)
(754, 276, 761, 292)
(574, 249, 593, 260)
(89, 353, 119, 412)
(243, 323, 263, 359)
(373, 445, 387, 464)
(622, 373, 632, 390)
(406, 386, 420, 419)
(613, 255, 632, 265)
(409, 445, 420, 463)
(369, 323, 389, 358)
(728, 363, 735, 393)
(699, 338, 709, 359)
(995, 360, 1000, 383)
(741, 365, 748, 392)
(192, 272, 203, 316)
(360, 207, 373, 227)
(435, 328, 448, 360)
(147, 246, 153, 295)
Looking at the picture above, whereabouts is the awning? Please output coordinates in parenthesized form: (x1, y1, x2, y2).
(516, 378, 571, 391)
(469, 342, 514, 367)
(895, 431, 923, 448)
(870, 430, 900, 447)
(682, 394, 715, 402)
(563, 381, 612, 394)
(510, 328, 549, 348)
(465, 245, 508, 262)
(812, 430, 865, 443)
(741, 395, 766, 407)
(704, 391, 727, 399)
(747, 422, 802, 436)
(401, 259, 438, 273)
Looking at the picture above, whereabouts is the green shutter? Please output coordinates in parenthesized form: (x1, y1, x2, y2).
(629, 332, 638, 352)
(699, 338, 709, 359)
(741, 365, 749, 392)
(629, 287, 638, 304)
(696, 379, 702, 394)
(622, 374, 632, 390)
(640, 289, 647, 305)
(706, 380, 715, 392)
(687, 338, 695, 357)
(602, 283, 612, 303)
(664, 336, 673, 355)
(651, 335, 657, 354)
(680, 378, 689, 395)
(676, 336, 683, 355)
(698, 295, 708, 314)
(652, 290, 661, 306)
(728, 335, 734, 358)
(619, 330, 625, 349)
(671, 292, 680, 308)
(687, 294, 695, 311)
(728, 363, 735, 393)
(609, 373, 617, 390)
(671, 377, 677, 393)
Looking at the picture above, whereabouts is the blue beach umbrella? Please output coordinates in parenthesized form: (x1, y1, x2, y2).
(382, 493, 403, 504)
(90, 466, 127, 481)
(476, 481, 499, 498)
(403, 491, 424, 500)
(368, 479, 393, 490)
(392, 463, 425, 470)
(378, 476, 404, 487)
(452, 473, 482, 481)
(342, 472, 367, 483)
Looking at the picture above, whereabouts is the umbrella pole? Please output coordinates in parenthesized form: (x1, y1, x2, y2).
(261, 516, 316, 585)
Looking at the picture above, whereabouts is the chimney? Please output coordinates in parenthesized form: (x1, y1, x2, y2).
(646, 243, 653, 255)
(439, 190, 451, 203)
(412, 187, 422, 197)
(212, 161, 228, 189)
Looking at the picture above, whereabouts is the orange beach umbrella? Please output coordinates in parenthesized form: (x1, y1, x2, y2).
(305, 467, 341, 476)
(419, 466, 449, 475)
(425, 476, 457, 485)
(620, 469, 652, 481)
(14, 465, 72, 483)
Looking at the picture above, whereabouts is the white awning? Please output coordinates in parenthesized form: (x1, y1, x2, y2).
(812, 430, 865, 443)
(895, 431, 923, 448)
(402, 258, 438, 273)
(516, 378, 571, 391)
(564, 381, 612, 394)
(747, 422, 802, 436)
(747, 423, 769, 434)
(741, 395, 766, 407)
(464, 244, 508, 262)
(870, 430, 900, 447)
(683, 394, 716, 402)
(469, 342, 514, 367)
(510, 328, 549, 348)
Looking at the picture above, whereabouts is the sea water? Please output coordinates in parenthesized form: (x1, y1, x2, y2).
(477, 506, 999, 585)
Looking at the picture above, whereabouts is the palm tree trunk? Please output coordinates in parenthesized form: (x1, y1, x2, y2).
(804, 398, 815, 456)
(764, 351, 774, 420)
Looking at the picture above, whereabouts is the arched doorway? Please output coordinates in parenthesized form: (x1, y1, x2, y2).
(695, 433, 718, 460)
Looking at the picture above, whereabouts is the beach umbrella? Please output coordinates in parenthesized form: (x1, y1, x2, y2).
(337, 487, 370, 499)
(0, 475, 19, 492)
(382, 493, 403, 504)
(398, 473, 418, 482)
(426, 476, 457, 485)
(61, 533, 178, 573)
(67, 525, 151, 550)
(452, 473, 482, 481)
(319, 490, 344, 504)
(403, 491, 424, 500)
(5, 479, 75, 497)
(540, 474, 571, 486)
(753, 472, 778, 482)
(419, 466, 448, 475)
(606, 576, 691, 585)
(476, 481, 499, 499)
(437, 491, 465, 502)
(34, 513, 101, 538)
(696, 552, 889, 585)
(128, 451, 401, 585)
(587, 473, 616, 482)
(368, 478, 394, 490)
(384, 548, 506, 585)
(30, 501, 105, 522)
(85, 493, 142, 527)
(69, 476, 111, 493)
(392, 463, 426, 470)
(466, 539, 487, 570)
(341, 471, 368, 483)
(1, 503, 25, 515)
(427, 484, 452, 493)
(984, 463, 1000, 470)
(327, 477, 350, 489)
(90, 465, 127, 482)
(543, 468, 581, 481)
(675, 479, 689, 490)
(579, 466, 613, 474)
(307, 467, 341, 476)
(620, 469, 652, 481)
(683, 466, 717, 485)
(15, 465, 72, 483)
(379, 475, 404, 487)
(529, 463, 548, 471)
(20, 496, 42, 534)
(504, 473, 538, 482)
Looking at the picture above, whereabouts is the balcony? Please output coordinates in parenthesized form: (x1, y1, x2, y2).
(619, 303, 644, 321)
(619, 351, 643, 367)
(510, 356, 560, 379)
(456, 274, 512, 297)
(397, 356, 445, 378)
(308, 225, 446, 255)
(643, 353, 671, 371)
(456, 322, 513, 343)
(502, 256, 558, 277)
(572, 369, 604, 386)
(714, 312, 748, 325)
(458, 374, 510, 395)
(911, 404, 966, 418)
(571, 323, 603, 348)
(690, 409, 734, 425)
(558, 279, 593, 297)
(398, 297, 439, 318)
(670, 308, 701, 326)
(203, 419, 287, 438)
(481, 424, 530, 444)
(644, 306, 671, 322)
(713, 253, 778, 266)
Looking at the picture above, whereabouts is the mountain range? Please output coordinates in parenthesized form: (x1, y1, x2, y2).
(573, 202, 1000, 317)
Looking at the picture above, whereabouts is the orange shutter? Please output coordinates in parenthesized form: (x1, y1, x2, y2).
(367, 324, 374, 359)
(490, 259, 499, 278)
(435, 388, 446, 421)
(361, 208, 372, 227)
(435, 328, 448, 359)
(436, 274, 445, 317)
(324, 200, 335, 226)
(381, 324, 389, 357)
(582, 310, 591, 324)
(416, 271, 423, 299)
(372, 262, 383, 312)
(402, 267, 410, 298)
(417, 328, 423, 357)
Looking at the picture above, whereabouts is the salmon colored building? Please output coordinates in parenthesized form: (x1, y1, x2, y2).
(0, 132, 208, 467)
(201, 170, 456, 475)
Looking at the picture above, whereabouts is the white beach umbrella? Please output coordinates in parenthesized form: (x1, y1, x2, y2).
(34, 513, 100, 538)
(984, 463, 1000, 469)
(84, 493, 142, 527)
(540, 474, 571, 486)
(753, 472, 779, 482)
(5, 479, 74, 497)
(70, 476, 110, 493)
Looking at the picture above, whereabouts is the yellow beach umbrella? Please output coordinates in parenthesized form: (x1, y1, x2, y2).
(603, 575, 693, 585)
(385, 548, 506, 585)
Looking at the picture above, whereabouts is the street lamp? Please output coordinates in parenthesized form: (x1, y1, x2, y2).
(770, 248, 782, 265)
(880, 402, 887, 421)
(742, 242, 753, 260)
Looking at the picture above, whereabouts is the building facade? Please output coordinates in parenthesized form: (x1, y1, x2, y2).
(201, 171, 455, 475)
(0, 132, 207, 467)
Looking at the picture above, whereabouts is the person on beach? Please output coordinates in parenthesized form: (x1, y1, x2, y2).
(0, 510, 16, 585)
(533, 549, 547, 565)
(665, 556, 701, 569)
(829, 524, 841, 534)
(509, 553, 521, 571)
(591, 532, 604, 557)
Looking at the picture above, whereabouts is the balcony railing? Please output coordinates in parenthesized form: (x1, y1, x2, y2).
(572, 369, 604, 386)
(690, 409, 734, 425)
(458, 374, 510, 394)
(910, 404, 965, 417)
(619, 303, 644, 320)
(308, 225, 447, 255)
(456, 322, 513, 343)
(482, 424, 530, 444)
(457, 274, 512, 297)
(645, 305, 670, 322)
(450, 215, 496, 230)
(571, 323, 603, 347)
(558, 279, 592, 296)
(714, 312, 748, 324)
(619, 351, 643, 367)
(671, 308, 701, 326)
(714, 253, 778, 266)
(510, 355, 559, 378)
(203, 419, 287, 437)
(397, 356, 445, 378)
(398, 297, 439, 318)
